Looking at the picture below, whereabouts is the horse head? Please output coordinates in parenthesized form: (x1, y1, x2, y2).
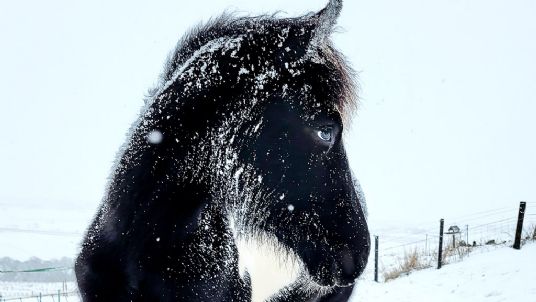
(142, 0, 370, 294)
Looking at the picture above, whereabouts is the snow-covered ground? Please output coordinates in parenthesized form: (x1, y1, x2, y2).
(1, 239, 534, 301)
(352, 242, 536, 302)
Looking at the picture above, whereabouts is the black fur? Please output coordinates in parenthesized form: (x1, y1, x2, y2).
(76, 1, 369, 301)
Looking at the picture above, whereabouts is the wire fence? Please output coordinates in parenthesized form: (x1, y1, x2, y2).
(370, 202, 536, 282)
(0, 279, 79, 302)
(0, 268, 72, 274)
(1, 290, 79, 302)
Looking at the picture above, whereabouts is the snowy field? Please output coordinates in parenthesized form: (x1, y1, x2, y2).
(352, 242, 536, 302)
(1, 242, 534, 301)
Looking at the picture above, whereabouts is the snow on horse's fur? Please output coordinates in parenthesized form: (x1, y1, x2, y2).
(75, 1, 370, 301)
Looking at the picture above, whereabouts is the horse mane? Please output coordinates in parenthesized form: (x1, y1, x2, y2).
(149, 10, 358, 126)
(163, 13, 269, 83)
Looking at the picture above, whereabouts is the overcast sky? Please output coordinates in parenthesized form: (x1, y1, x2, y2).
(1, 0, 535, 230)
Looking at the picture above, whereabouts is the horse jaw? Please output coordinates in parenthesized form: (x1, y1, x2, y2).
(230, 216, 303, 302)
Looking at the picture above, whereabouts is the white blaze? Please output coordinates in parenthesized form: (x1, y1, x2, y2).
(235, 232, 303, 302)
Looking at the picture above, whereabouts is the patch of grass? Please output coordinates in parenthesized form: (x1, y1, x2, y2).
(523, 224, 536, 241)
(383, 249, 431, 282)
(443, 244, 473, 264)
(519, 224, 536, 247)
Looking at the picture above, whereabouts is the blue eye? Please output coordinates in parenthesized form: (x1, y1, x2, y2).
(317, 127, 333, 142)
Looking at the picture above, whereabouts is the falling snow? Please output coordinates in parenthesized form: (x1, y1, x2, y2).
(147, 130, 163, 144)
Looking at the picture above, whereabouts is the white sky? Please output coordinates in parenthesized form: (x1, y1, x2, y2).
(1, 0, 535, 229)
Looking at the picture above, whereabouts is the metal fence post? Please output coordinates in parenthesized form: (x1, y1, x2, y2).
(374, 235, 379, 282)
(438, 219, 444, 269)
(466, 225, 469, 244)
(513, 201, 527, 249)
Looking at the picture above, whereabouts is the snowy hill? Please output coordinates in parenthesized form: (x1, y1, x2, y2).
(351, 242, 536, 302)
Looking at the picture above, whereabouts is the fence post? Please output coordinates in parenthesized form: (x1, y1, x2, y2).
(374, 235, 379, 282)
(438, 219, 444, 269)
(513, 201, 527, 250)
(466, 225, 469, 244)
(58, 289, 61, 302)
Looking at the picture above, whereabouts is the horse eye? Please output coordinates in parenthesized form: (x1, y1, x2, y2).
(317, 127, 333, 142)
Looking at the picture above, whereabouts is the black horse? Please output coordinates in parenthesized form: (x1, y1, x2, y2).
(75, 0, 370, 301)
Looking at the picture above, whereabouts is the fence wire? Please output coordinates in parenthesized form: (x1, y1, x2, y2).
(372, 202, 535, 282)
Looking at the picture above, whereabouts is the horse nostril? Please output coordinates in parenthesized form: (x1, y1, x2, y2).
(341, 252, 356, 276)
(339, 250, 358, 282)
(335, 246, 369, 286)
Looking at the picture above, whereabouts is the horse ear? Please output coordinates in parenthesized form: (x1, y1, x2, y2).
(306, 0, 342, 53)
